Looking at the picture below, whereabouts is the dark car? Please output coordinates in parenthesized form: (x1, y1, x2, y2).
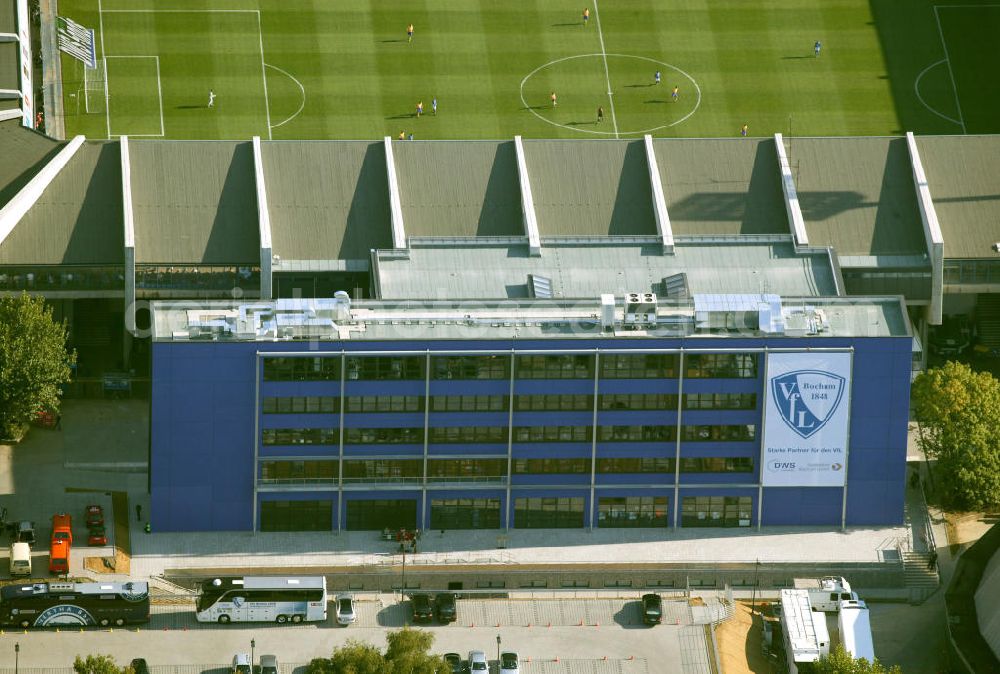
(641, 593, 663, 625)
(443, 653, 462, 674)
(10, 521, 35, 547)
(435, 592, 457, 623)
(130, 659, 149, 674)
(411, 593, 434, 622)
(85, 504, 104, 528)
(88, 526, 108, 546)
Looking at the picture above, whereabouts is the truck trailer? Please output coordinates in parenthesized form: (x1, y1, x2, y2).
(838, 598, 875, 663)
(793, 576, 857, 612)
(780, 589, 830, 673)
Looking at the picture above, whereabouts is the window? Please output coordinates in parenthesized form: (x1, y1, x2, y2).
(597, 425, 676, 442)
(683, 393, 756, 410)
(679, 457, 753, 473)
(428, 426, 507, 443)
(681, 425, 756, 442)
(262, 396, 338, 414)
(515, 354, 594, 379)
(599, 393, 677, 410)
(262, 428, 338, 445)
(512, 426, 592, 443)
(681, 496, 752, 528)
(260, 500, 332, 532)
(263, 356, 340, 381)
(431, 395, 507, 412)
(514, 497, 585, 528)
(596, 457, 674, 473)
(600, 354, 678, 379)
(515, 394, 592, 411)
(432, 355, 509, 380)
(342, 460, 422, 481)
(345, 356, 424, 380)
(344, 427, 422, 444)
(513, 458, 589, 474)
(345, 396, 422, 413)
(260, 460, 337, 483)
(685, 353, 758, 379)
(427, 459, 506, 480)
(431, 498, 501, 529)
(598, 496, 669, 528)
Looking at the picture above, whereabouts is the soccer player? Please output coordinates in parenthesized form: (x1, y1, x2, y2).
(408, 23, 414, 44)
(432, 97, 437, 115)
(597, 106, 604, 123)
(814, 40, 821, 57)
(654, 70, 661, 85)
(417, 101, 423, 117)
(399, 131, 405, 140)
(583, 8, 590, 24)
(740, 124, 749, 137)
(551, 92, 557, 107)
(208, 89, 216, 108)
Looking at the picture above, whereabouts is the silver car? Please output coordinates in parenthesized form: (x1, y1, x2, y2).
(336, 594, 356, 626)
(466, 651, 488, 674)
(259, 655, 278, 674)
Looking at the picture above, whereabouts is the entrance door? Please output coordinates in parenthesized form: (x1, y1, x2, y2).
(345, 499, 417, 530)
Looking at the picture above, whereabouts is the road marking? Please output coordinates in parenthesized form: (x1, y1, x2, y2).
(264, 64, 306, 129)
(932, 6, 967, 133)
(592, 0, 619, 138)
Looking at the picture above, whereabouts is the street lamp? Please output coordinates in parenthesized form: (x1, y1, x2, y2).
(496, 634, 501, 663)
(14, 643, 19, 674)
(250, 639, 255, 674)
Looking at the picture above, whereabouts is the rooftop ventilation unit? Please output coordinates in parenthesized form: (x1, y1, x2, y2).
(660, 273, 689, 300)
(624, 292, 657, 328)
(528, 274, 553, 299)
(600, 294, 615, 331)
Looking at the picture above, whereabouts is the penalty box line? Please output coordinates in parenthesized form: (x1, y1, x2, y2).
(98, 8, 272, 139)
(105, 55, 164, 138)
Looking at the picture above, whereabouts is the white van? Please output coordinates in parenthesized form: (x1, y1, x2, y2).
(9, 542, 31, 577)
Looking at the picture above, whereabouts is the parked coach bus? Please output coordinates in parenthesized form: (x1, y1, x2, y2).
(195, 576, 328, 624)
(0, 581, 150, 628)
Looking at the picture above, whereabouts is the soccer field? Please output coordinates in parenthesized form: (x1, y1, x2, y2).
(57, 0, 1000, 141)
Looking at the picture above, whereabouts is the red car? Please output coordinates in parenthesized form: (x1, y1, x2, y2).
(85, 504, 104, 528)
(87, 526, 108, 546)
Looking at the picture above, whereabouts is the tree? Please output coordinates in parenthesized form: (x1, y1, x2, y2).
(74, 655, 126, 674)
(816, 645, 901, 673)
(0, 293, 75, 439)
(329, 641, 388, 674)
(912, 360, 1000, 510)
(308, 628, 448, 674)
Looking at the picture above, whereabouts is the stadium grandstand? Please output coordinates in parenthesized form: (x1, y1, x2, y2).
(0, 0, 35, 129)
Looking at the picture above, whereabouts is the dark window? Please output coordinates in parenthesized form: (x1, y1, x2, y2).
(513, 458, 589, 474)
(262, 396, 338, 414)
(681, 496, 752, 528)
(514, 497, 585, 528)
(345, 356, 424, 380)
(260, 460, 337, 483)
(596, 457, 675, 473)
(260, 500, 332, 532)
(342, 460, 422, 482)
(345, 395, 423, 413)
(685, 353, 758, 379)
(512, 426, 592, 443)
(598, 497, 669, 528)
(431, 499, 501, 530)
(427, 459, 506, 480)
(345, 499, 417, 531)
(515, 354, 594, 379)
(683, 393, 756, 410)
(344, 427, 423, 444)
(599, 393, 677, 410)
(679, 457, 753, 473)
(262, 428, 338, 445)
(431, 395, 508, 412)
(681, 425, 756, 442)
(262, 357, 340, 381)
(428, 426, 507, 443)
(432, 355, 509, 380)
(514, 394, 592, 411)
(597, 425, 676, 442)
(600, 354, 678, 379)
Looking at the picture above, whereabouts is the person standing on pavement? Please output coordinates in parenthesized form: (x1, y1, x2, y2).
(136, 504, 142, 521)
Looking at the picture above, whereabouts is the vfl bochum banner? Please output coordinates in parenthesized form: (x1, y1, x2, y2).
(56, 17, 97, 70)
(761, 351, 852, 487)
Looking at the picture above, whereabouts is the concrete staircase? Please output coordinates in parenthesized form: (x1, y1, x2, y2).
(976, 294, 1000, 349)
(902, 550, 939, 604)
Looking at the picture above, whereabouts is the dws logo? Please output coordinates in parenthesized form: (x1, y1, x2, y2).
(770, 369, 846, 439)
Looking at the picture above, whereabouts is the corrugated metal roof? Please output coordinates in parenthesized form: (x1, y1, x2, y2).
(918, 135, 1000, 260)
(654, 138, 787, 236)
(788, 137, 926, 256)
(0, 42, 17, 92)
(262, 141, 391, 261)
(0, 0, 14, 30)
(376, 240, 835, 300)
(0, 142, 123, 265)
(522, 139, 655, 236)
(394, 141, 522, 237)
(130, 141, 260, 264)
(0, 119, 62, 209)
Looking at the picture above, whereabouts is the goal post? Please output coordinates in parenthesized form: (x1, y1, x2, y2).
(83, 61, 106, 114)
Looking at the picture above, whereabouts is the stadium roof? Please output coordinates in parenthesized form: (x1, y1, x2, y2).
(0, 119, 62, 207)
(786, 137, 925, 257)
(0, 41, 17, 93)
(0, 0, 14, 29)
(653, 138, 788, 236)
(522, 139, 656, 236)
(262, 140, 392, 263)
(374, 239, 838, 300)
(130, 141, 260, 265)
(0, 141, 122, 265)
(394, 140, 522, 238)
(916, 135, 1000, 260)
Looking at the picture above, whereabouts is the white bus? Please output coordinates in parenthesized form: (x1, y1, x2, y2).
(195, 576, 327, 624)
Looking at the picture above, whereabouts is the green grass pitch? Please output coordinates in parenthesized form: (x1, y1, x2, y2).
(57, 0, 1000, 141)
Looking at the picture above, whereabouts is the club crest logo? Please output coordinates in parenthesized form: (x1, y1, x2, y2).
(771, 369, 846, 439)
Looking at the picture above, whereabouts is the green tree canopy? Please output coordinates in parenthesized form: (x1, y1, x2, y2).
(74, 654, 126, 674)
(0, 294, 75, 439)
(912, 360, 1000, 510)
(308, 628, 448, 674)
(816, 645, 901, 673)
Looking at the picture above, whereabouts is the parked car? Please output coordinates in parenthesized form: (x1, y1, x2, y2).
(641, 593, 663, 625)
(9, 521, 35, 547)
(466, 651, 488, 674)
(85, 504, 104, 528)
(231, 653, 251, 674)
(51, 513, 72, 544)
(411, 593, 434, 623)
(435, 592, 457, 623)
(48, 538, 69, 574)
(259, 654, 278, 674)
(129, 659, 149, 674)
(336, 594, 356, 626)
(499, 652, 519, 674)
(443, 653, 463, 674)
(87, 526, 108, 546)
